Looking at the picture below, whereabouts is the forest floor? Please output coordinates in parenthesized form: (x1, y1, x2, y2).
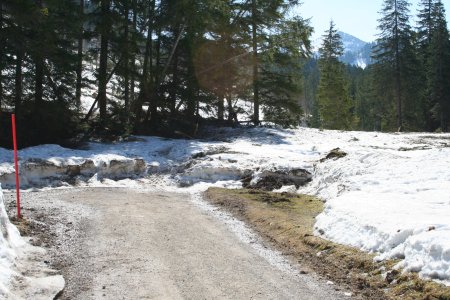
(5, 187, 348, 300)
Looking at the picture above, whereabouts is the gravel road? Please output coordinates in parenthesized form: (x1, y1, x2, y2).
(6, 188, 346, 299)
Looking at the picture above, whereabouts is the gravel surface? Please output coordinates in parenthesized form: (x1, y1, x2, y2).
(5, 187, 347, 299)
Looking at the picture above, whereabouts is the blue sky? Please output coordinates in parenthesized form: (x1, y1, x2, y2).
(295, 0, 450, 43)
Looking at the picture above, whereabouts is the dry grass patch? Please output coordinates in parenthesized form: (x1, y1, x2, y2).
(204, 188, 450, 300)
(10, 216, 32, 236)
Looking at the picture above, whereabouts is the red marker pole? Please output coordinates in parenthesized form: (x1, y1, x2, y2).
(11, 114, 21, 219)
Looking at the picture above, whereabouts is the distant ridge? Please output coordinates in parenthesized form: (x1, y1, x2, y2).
(338, 31, 374, 68)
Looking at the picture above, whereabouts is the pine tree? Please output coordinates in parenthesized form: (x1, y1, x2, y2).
(239, 0, 303, 125)
(373, 0, 422, 131)
(75, 0, 85, 110)
(0, 0, 314, 142)
(417, 0, 435, 52)
(427, 1, 450, 131)
(417, 0, 436, 130)
(257, 16, 312, 127)
(0, 0, 12, 111)
(97, 0, 111, 123)
(317, 21, 352, 130)
(302, 58, 320, 128)
(251, 0, 260, 125)
(0, 1, 4, 110)
(0, 0, 81, 146)
(416, 0, 450, 131)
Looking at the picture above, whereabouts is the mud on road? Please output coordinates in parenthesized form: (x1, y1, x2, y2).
(6, 188, 347, 299)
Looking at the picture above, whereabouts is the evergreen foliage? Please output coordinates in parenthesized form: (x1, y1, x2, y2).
(258, 16, 313, 127)
(372, 0, 421, 130)
(0, 0, 449, 147)
(0, 0, 313, 146)
(299, 0, 450, 133)
(418, 0, 450, 131)
(1, 0, 81, 147)
(317, 21, 353, 130)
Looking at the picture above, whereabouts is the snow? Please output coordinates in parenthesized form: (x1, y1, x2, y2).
(0, 126, 449, 286)
(0, 186, 64, 299)
(0, 185, 25, 297)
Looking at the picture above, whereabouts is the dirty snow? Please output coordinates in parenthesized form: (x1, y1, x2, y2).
(0, 186, 24, 296)
(0, 186, 64, 299)
(0, 126, 449, 286)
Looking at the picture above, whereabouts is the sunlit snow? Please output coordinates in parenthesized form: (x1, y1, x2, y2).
(0, 126, 449, 286)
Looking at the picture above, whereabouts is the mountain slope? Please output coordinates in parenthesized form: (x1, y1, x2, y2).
(338, 31, 374, 68)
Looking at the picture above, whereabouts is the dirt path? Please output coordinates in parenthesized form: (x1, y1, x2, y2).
(6, 188, 346, 299)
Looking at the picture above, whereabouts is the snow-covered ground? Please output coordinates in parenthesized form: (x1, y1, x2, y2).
(0, 187, 23, 296)
(0, 126, 449, 287)
(0, 187, 64, 299)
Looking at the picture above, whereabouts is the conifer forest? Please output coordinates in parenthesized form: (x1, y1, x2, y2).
(0, 0, 449, 147)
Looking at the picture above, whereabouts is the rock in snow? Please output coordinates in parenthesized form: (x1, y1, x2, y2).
(243, 169, 312, 190)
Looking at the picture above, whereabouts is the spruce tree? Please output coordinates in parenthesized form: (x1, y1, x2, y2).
(75, 0, 85, 110)
(0, 0, 81, 146)
(303, 58, 320, 128)
(0, 1, 4, 110)
(417, 0, 450, 131)
(317, 21, 352, 130)
(373, 0, 422, 131)
(417, 0, 436, 130)
(97, 0, 111, 123)
(0, 0, 314, 142)
(427, 1, 450, 130)
(257, 16, 312, 127)
(417, 0, 434, 53)
(0, 0, 11, 111)
(240, 0, 303, 125)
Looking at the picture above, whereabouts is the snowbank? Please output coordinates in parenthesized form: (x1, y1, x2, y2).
(0, 186, 65, 299)
(0, 185, 25, 296)
(300, 132, 450, 284)
(0, 143, 151, 188)
(0, 127, 449, 285)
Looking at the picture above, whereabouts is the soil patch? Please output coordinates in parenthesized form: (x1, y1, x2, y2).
(204, 188, 450, 300)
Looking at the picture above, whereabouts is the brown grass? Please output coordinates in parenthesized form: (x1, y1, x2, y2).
(204, 188, 450, 300)
(10, 216, 32, 236)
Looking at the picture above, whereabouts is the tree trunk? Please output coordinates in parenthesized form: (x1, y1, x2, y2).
(186, 32, 196, 120)
(75, 0, 84, 109)
(15, 50, 23, 112)
(427, 0, 432, 43)
(217, 94, 224, 121)
(148, 26, 160, 124)
(251, 0, 260, 125)
(0, 62, 2, 111)
(227, 96, 237, 123)
(0, 2, 4, 111)
(98, 0, 111, 122)
(170, 46, 178, 116)
(141, 0, 154, 88)
(133, 0, 154, 128)
(33, 0, 45, 108)
(129, 0, 138, 106)
(394, 0, 402, 130)
(155, 28, 161, 86)
(123, 2, 131, 111)
(148, 24, 183, 126)
(35, 57, 44, 106)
